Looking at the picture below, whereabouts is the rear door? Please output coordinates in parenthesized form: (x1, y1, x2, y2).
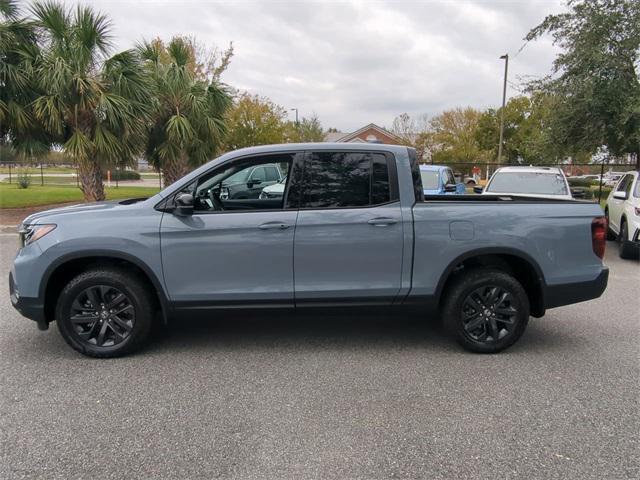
(293, 150, 403, 305)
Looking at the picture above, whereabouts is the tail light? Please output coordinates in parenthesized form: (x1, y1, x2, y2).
(591, 217, 607, 259)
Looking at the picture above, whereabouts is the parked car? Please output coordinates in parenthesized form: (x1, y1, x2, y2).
(259, 175, 287, 200)
(605, 171, 640, 259)
(11, 144, 608, 358)
(420, 165, 466, 195)
(217, 162, 283, 200)
(475, 166, 573, 200)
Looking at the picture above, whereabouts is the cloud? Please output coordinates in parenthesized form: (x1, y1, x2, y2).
(75, 0, 565, 131)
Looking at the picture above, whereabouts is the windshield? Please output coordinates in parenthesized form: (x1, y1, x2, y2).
(634, 176, 640, 198)
(421, 170, 440, 190)
(486, 172, 568, 195)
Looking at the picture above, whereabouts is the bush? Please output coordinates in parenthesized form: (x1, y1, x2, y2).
(17, 170, 31, 189)
(102, 169, 141, 181)
(567, 177, 598, 187)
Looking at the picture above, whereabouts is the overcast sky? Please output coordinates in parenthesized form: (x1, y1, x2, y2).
(70, 0, 566, 131)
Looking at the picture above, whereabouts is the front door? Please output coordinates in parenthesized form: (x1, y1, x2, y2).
(293, 151, 404, 305)
(160, 153, 299, 307)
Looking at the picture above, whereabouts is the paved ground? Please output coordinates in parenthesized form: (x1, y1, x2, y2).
(0, 235, 638, 480)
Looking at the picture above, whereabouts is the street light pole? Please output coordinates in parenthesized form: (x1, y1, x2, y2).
(291, 108, 299, 125)
(497, 53, 509, 164)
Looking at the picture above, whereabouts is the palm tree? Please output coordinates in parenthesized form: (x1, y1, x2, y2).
(29, 1, 150, 201)
(139, 37, 231, 186)
(0, 0, 51, 160)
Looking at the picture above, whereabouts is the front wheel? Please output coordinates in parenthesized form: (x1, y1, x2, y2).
(605, 209, 616, 241)
(56, 268, 155, 358)
(442, 268, 530, 353)
(618, 221, 638, 260)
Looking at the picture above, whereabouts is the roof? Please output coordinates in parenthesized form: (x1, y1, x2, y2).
(334, 123, 401, 143)
(419, 164, 449, 171)
(495, 166, 564, 174)
(323, 131, 345, 142)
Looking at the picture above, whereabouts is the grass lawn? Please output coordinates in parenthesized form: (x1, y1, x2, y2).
(0, 166, 76, 174)
(0, 184, 160, 209)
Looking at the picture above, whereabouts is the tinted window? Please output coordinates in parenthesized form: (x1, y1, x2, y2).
(486, 172, 568, 195)
(371, 154, 390, 205)
(301, 152, 391, 208)
(421, 170, 440, 190)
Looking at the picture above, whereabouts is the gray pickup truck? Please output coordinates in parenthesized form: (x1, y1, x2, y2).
(10, 143, 609, 357)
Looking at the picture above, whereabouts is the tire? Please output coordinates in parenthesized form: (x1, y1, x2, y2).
(618, 220, 637, 260)
(604, 209, 617, 241)
(56, 267, 155, 358)
(442, 268, 530, 353)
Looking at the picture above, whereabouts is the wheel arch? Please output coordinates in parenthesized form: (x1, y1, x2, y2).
(435, 247, 546, 317)
(41, 250, 170, 325)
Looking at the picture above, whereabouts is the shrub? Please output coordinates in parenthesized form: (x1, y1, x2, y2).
(17, 170, 31, 189)
(102, 169, 141, 181)
(567, 177, 598, 187)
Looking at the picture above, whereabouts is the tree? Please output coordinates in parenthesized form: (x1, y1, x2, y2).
(224, 93, 288, 150)
(476, 94, 560, 164)
(525, 0, 640, 160)
(427, 107, 489, 164)
(391, 112, 430, 161)
(140, 36, 232, 186)
(285, 113, 324, 142)
(28, 1, 151, 201)
(0, 0, 51, 160)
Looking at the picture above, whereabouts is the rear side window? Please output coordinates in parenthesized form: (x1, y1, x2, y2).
(301, 152, 394, 208)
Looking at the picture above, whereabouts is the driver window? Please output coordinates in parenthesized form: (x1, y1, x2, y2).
(190, 154, 293, 212)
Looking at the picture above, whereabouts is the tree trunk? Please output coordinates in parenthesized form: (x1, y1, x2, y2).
(78, 159, 105, 202)
(162, 155, 189, 188)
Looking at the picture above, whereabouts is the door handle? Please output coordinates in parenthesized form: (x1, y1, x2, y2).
(367, 217, 398, 226)
(258, 222, 290, 230)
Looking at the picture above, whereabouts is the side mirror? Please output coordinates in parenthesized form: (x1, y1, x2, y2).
(174, 193, 194, 216)
(473, 186, 484, 194)
(247, 179, 262, 188)
(444, 183, 457, 192)
(612, 191, 627, 200)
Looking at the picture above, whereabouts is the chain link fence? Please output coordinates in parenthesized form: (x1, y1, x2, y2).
(1, 162, 163, 189)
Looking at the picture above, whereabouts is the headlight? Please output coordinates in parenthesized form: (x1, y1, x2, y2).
(259, 191, 268, 200)
(19, 224, 56, 247)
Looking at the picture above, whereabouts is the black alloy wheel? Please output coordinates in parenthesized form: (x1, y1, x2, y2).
(69, 285, 135, 347)
(461, 286, 517, 343)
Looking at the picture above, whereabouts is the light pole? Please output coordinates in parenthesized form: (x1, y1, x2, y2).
(497, 53, 509, 164)
(291, 108, 299, 125)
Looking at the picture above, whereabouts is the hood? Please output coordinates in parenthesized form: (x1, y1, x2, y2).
(21, 198, 148, 226)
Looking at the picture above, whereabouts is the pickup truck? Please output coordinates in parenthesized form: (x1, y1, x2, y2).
(10, 143, 609, 358)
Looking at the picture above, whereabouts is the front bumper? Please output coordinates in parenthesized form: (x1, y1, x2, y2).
(9, 272, 48, 330)
(544, 267, 609, 310)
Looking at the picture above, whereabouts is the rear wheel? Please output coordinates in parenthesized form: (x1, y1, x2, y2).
(442, 268, 530, 353)
(56, 268, 155, 358)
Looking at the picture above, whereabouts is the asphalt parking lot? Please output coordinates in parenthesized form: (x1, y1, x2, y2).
(0, 234, 638, 480)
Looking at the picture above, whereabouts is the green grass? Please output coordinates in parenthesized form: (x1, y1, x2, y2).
(0, 184, 160, 209)
(0, 166, 76, 174)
